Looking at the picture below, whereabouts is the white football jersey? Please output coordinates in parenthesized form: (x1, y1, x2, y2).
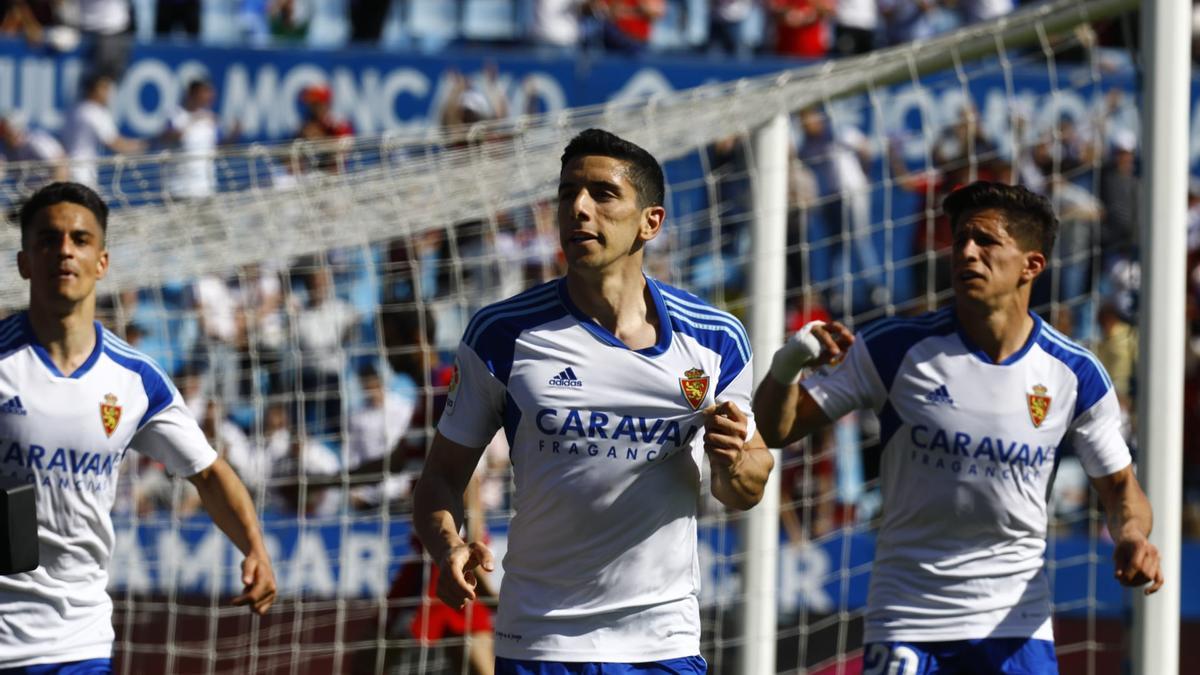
(438, 277, 757, 662)
(802, 307, 1130, 643)
(0, 313, 217, 668)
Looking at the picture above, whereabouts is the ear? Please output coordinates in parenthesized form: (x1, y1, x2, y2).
(16, 250, 29, 280)
(1022, 250, 1046, 284)
(95, 248, 109, 281)
(639, 205, 665, 243)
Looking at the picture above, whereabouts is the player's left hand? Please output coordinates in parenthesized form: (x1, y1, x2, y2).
(232, 551, 278, 615)
(1113, 529, 1164, 595)
(703, 400, 749, 469)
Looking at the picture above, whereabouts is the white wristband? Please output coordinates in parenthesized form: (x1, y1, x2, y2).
(769, 321, 825, 385)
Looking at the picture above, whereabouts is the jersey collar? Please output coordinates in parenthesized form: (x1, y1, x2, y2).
(24, 312, 106, 379)
(955, 309, 1043, 366)
(556, 275, 673, 356)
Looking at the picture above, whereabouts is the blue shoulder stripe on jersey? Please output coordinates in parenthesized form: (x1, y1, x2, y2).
(465, 285, 569, 385)
(463, 281, 558, 349)
(660, 299, 752, 396)
(101, 330, 176, 428)
(1036, 326, 1112, 419)
(858, 306, 954, 343)
(657, 282, 751, 362)
(860, 310, 956, 392)
(0, 313, 29, 355)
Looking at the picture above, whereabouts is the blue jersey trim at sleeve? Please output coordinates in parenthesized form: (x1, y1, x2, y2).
(1036, 325, 1112, 420)
(656, 281, 752, 397)
(859, 308, 956, 392)
(101, 330, 176, 428)
(0, 313, 30, 356)
(463, 281, 568, 385)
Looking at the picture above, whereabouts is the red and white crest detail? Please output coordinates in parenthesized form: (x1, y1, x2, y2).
(679, 367, 710, 410)
(1026, 384, 1051, 428)
(100, 393, 122, 438)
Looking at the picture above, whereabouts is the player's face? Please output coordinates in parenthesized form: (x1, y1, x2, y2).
(951, 207, 1044, 305)
(557, 155, 664, 272)
(17, 202, 109, 308)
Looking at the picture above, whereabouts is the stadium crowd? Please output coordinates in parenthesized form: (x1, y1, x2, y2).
(2, 1, 1200, 547)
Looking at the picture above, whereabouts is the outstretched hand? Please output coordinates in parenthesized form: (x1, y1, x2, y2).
(1113, 530, 1164, 595)
(232, 551, 277, 615)
(808, 321, 855, 368)
(436, 541, 495, 609)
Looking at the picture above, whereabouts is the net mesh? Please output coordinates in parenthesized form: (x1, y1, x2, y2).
(2, 0, 1144, 672)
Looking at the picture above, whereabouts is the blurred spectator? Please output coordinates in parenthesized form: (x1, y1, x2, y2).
(193, 273, 243, 408)
(238, 0, 270, 44)
(0, 0, 51, 44)
(265, 398, 341, 516)
(957, 0, 1013, 25)
(293, 263, 358, 436)
(1096, 299, 1137, 416)
(708, 0, 753, 57)
(237, 263, 288, 397)
(591, 0, 665, 54)
(1098, 128, 1139, 265)
(345, 362, 416, 510)
(439, 66, 509, 132)
(62, 72, 146, 188)
(61, 0, 134, 78)
(878, 0, 960, 47)
(155, 0, 200, 37)
(161, 78, 224, 200)
(531, 0, 585, 49)
(833, 0, 877, 56)
(348, 0, 393, 44)
(268, 0, 310, 42)
(196, 399, 261, 496)
(0, 111, 68, 186)
(793, 107, 885, 310)
(296, 83, 353, 172)
(768, 0, 834, 59)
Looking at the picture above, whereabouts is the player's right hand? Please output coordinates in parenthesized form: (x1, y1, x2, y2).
(769, 320, 855, 384)
(436, 541, 495, 609)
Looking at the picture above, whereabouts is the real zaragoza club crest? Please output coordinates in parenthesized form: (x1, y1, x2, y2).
(680, 367, 710, 410)
(1027, 384, 1051, 428)
(100, 393, 122, 438)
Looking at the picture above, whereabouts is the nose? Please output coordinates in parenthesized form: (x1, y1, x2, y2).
(570, 188, 594, 221)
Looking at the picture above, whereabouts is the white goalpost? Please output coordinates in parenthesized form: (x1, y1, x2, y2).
(0, 0, 1182, 671)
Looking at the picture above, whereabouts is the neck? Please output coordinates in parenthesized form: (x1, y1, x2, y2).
(565, 261, 657, 350)
(955, 295, 1034, 364)
(26, 296, 98, 375)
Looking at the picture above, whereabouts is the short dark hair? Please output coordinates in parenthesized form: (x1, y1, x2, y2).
(942, 181, 1058, 255)
(560, 129, 665, 208)
(17, 182, 109, 246)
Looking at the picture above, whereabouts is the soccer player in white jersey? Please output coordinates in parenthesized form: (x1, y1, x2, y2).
(412, 129, 774, 674)
(0, 182, 276, 675)
(753, 181, 1162, 674)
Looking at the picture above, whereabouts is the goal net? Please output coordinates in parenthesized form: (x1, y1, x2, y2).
(0, 0, 1145, 672)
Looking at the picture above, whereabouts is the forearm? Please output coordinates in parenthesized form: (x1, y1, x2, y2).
(192, 459, 269, 557)
(1106, 482, 1153, 541)
(753, 376, 803, 447)
(711, 445, 774, 510)
(412, 473, 468, 564)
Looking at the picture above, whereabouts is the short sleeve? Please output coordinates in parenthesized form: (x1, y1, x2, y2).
(719, 355, 758, 441)
(800, 336, 887, 420)
(437, 342, 506, 448)
(130, 394, 218, 477)
(1068, 388, 1132, 478)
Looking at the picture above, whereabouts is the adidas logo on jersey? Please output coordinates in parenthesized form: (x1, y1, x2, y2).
(548, 367, 583, 387)
(0, 395, 27, 416)
(925, 384, 955, 406)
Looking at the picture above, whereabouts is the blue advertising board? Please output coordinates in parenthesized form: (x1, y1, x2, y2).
(108, 514, 1198, 620)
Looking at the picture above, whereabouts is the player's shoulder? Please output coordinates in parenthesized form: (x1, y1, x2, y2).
(462, 279, 568, 351)
(654, 278, 751, 358)
(857, 306, 957, 348)
(1034, 319, 1113, 393)
(0, 313, 32, 359)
